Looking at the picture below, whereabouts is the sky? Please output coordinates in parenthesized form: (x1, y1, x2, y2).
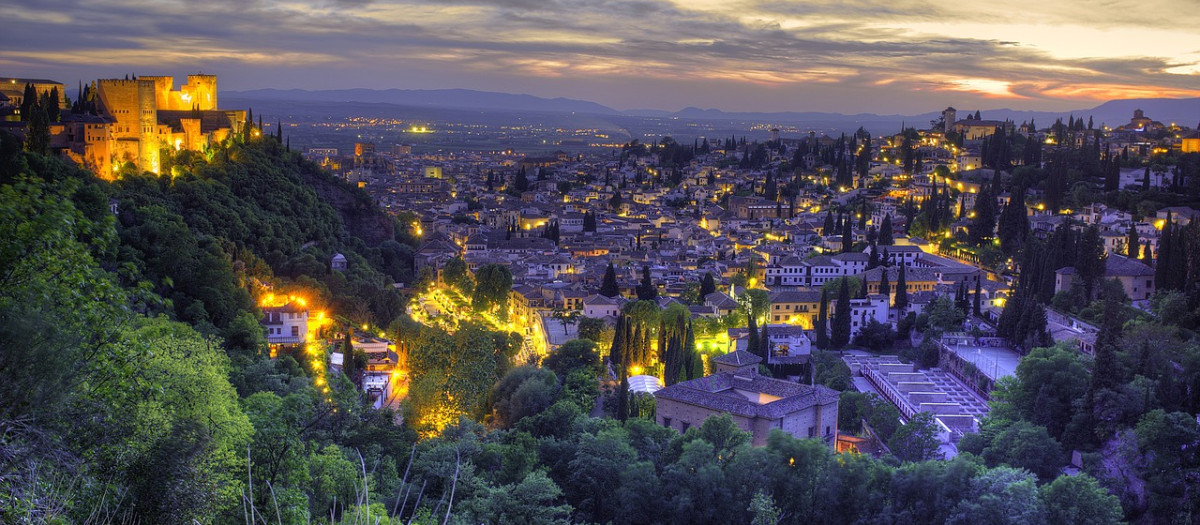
(2, 0, 1199, 114)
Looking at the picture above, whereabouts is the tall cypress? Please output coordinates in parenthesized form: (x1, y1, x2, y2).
(699, 272, 716, 299)
(1126, 224, 1139, 258)
(879, 268, 891, 298)
(759, 322, 770, 359)
(600, 263, 620, 298)
(832, 278, 852, 350)
(342, 329, 356, 382)
(816, 289, 829, 349)
(973, 278, 982, 317)
(746, 308, 759, 357)
(879, 214, 894, 245)
(842, 219, 853, 253)
(894, 264, 908, 310)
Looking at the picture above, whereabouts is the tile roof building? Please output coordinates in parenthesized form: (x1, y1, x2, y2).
(655, 352, 838, 447)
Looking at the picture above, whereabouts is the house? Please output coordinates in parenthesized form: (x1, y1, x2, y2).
(704, 291, 741, 316)
(1054, 254, 1155, 301)
(655, 351, 839, 447)
(262, 301, 309, 353)
(767, 289, 822, 327)
(582, 294, 625, 318)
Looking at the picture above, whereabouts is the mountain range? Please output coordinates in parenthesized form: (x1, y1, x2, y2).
(227, 87, 1200, 132)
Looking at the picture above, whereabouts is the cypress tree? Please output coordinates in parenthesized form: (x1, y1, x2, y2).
(1152, 212, 1171, 287)
(600, 263, 620, 298)
(832, 278, 852, 350)
(842, 218, 853, 253)
(823, 212, 835, 237)
(895, 264, 908, 310)
(342, 329, 356, 381)
(46, 87, 60, 122)
(816, 289, 829, 349)
(1142, 240, 1153, 264)
(759, 321, 770, 360)
(683, 321, 700, 380)
(24, 105, 50, 155)
(879, 214, 894, 245)
(699, 272, 716, 299)
(636, 266, 657, 300)
(1126, 224, 1139, 258)
(879, 268, 891, 298)
(746, 308, 760, 357)
(973, 279, 982, 317)
(19, 83, 34, 122)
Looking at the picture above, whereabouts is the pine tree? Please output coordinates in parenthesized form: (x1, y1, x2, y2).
(816, 289, 829, 349)
(600, 263, 620, 298)
(894, 264, 908, 310)
(832, 278, 852, 350)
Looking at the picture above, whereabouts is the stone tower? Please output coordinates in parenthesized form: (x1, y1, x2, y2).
(95, 78, 160, 173)
(942, 107, 957, 134)
(184, 74, 218, 111)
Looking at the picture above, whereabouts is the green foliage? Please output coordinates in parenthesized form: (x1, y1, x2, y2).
(980, 420, 1063, 480)
(543, 338, 601, 378)
(471, 264, 512, 320)
(889, 412, 942, 462)
(491, 366, 559, 428)
(1040, 474, 1123, 525)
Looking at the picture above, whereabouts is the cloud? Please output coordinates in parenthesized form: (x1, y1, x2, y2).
(1, 0, 1196, 112)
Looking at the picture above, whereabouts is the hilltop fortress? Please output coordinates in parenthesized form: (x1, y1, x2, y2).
(2, 74, 246, 177)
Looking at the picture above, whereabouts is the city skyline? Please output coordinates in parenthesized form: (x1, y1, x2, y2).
(3, 0, 1199, 114)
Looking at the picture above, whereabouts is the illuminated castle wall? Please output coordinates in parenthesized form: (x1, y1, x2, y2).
(139, 74, 218, 111)
(87, 74, 243, 175)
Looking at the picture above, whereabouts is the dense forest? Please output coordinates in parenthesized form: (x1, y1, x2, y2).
(0, 128, 1167, 524)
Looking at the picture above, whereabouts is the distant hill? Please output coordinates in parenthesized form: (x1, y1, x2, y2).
(227, 87, 1200, 136)
(226, 88, 619, 115)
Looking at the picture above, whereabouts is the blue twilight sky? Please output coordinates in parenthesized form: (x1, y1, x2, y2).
(2, 0, 1198, 114)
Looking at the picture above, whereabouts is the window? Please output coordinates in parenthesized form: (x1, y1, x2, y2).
(681, 422, 690, 432)
(291, 326, 299, 337)
(807, 426, 815, 437)
(663, 417, 672, 429)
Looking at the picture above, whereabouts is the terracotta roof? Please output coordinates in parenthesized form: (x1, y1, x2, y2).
(655, 372, 838, 419)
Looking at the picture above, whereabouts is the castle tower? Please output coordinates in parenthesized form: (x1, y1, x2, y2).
(184, 74, 217, 110)
(942, 107, 957, 134)
(95, 78, 159, 173)
(137, 75, 176, 110)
